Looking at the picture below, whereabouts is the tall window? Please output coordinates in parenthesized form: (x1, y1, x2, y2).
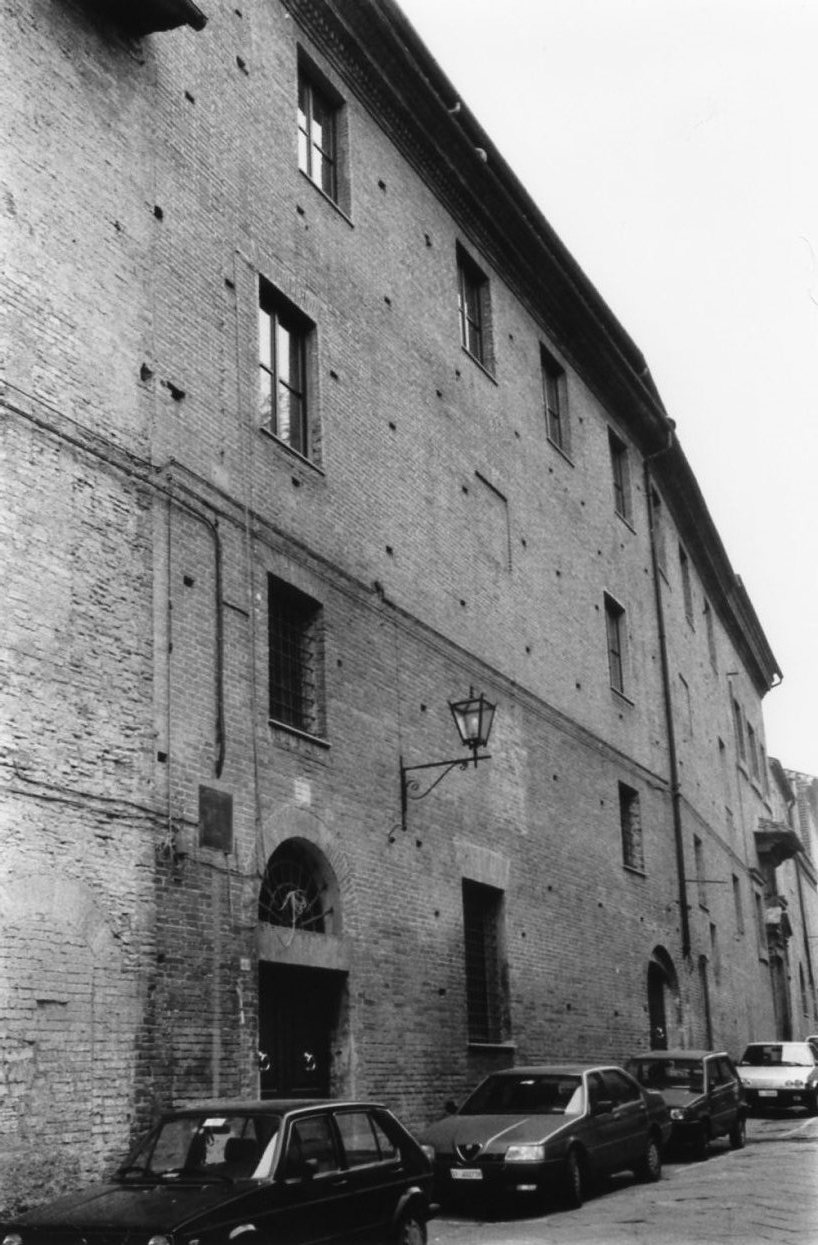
(732, 874, 744, 934)
(619, 782, 645, 872)
(650, 488, 667, 574)
(679, 545, 694, 622)
(457, 245, 490, 367)
(541, 346, 569, 453)
(704, 599, 717, 668)
(462, 880, 506, 1044)
(298, 69, 338, 200)
(747, 723, 760, 783)
(268, 575, 324, 737)
(732, 697, 746, 764)
(608, 429, 631, 521)
(694, 835, 707, 909)
(710, 922, 721, 983)
(259, 282, 312, 458)
(604, 594, 626, 694)
(754, 890, 767, 953)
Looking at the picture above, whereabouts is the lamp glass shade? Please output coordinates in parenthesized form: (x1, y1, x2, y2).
(450, 691, 495, 750)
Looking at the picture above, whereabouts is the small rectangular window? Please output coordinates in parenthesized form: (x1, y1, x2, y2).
(694, 835, 707, 909)
(462, 879, 507, 1044)
(710, 922, 721, 983)
(541, 346, 569, 453)
(732, 874, 744, 934)
(732, 698, 746, 763)
(298, 69, 338, 201)
(604, 593, 626, 695)
(268, 575, 324, 737)
(259, 280, 315, 460)
(619, 782, 645, 872)
(704, 599, 717, 668)
(679, 545, 694, 622)
(754, 890, 767, 953)
(457, 245, 491, 368)
(608, 429, 631, 521)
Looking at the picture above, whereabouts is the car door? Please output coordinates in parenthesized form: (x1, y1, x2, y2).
(585, 1072, 627, 1174)
(709, 1056, 739, 1137)
(599, 1069, 649, 1169)
(266, 1110, 354, 1243)
(332, 1108, 404, 1240)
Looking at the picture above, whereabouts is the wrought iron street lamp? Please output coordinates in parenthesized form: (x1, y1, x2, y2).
(398, 689, 496, 836)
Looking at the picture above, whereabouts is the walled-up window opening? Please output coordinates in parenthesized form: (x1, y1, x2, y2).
(619, 782, 645, 872)
(732, 698, 746, 764)
(259, 280, 314, 459)
(604, 593, 626, 695)
(694, 835, 707, 909)
(541, 345, 569, 453)
(650, 488, 667, 574)
(679, 545, 694, 622)
(462, 879, 506, 1044)
(608, 429, 631, 521)
(704, 599, 718, 668)
(268, 575, 324, 737)
(298, 69, 338, 200)
(732, 874, 744, 934)
(457, 245, 491, 368)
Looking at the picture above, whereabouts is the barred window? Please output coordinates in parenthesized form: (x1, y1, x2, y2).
(462, 880, 506, 1044)
(268, 575, 323, 737)
(619, 782, 644, 872)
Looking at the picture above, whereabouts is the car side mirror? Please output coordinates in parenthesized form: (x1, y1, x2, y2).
(445, 1100, 458, 1116)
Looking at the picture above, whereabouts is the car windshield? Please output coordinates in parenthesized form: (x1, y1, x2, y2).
(628, 1059, 704, 1092)
(118, 1112, 281, 1183)
(460, 1074, 583, 1116)
(739, 1043, 816, 1068)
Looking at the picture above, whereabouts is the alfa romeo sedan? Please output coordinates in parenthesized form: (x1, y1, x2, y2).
(420, 1064, 671, 1210)
(0, 1099, 433, 1245)
(626, 1050, 746, 1155)
(737, 1041, 818, 1115)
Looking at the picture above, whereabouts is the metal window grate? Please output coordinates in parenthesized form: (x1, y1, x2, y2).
(268, 577, 321, 734)
(462, 880, 503, 1043)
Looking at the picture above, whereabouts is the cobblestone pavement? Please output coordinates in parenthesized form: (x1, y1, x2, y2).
(428, 1114, 818, 1245)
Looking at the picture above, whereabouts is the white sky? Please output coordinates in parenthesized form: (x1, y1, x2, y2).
(397, 0, 818, 777)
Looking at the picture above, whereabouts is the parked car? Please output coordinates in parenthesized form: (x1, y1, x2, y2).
(625, 1049, 746, 1156)
(806, 1034, 818, 1056)
(0, 1099, 433, 1245)
(737, 1041, 818, 1115)
(420, 1064, 671, 1211)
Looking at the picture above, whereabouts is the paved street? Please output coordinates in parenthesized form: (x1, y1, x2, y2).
(428, 1114, 818, 1244)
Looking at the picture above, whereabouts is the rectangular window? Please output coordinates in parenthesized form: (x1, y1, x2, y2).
(732, 698, 746, 764)
(604, 593, 626, 695)
(541, 346, 569, 453)
(732, 874, 744, 934)
(694, 835, 707, 909)
(710, 922, 721, 983)
(679, 545, 694, 622)
(608, 429, 631, 521)
(760, 744, 769, 795)
(754, 890, 767, 953)
(268, 575, 324, 737)
(259, 281, 313, 459)
(747, 723, 760, 783)
(457, 245, 490, 367)
(462, 879, 506, 1044)
(704, 599, 717, 668)
(619, 782, 645, 872)
(298, 69, 338, 200)
(650, 488, 667, 574)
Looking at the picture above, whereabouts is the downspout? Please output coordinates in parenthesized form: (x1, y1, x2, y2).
(643, 421, 691, 962)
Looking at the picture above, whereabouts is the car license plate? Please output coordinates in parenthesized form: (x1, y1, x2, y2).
(451, 1168, 482, 1181)
(759, 1090, 777, 1097)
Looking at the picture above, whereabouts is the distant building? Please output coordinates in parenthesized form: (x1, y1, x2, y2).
(1, 0, 806, 1211)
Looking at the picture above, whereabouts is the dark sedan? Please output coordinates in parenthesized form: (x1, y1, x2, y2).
(0, 1099, 433, 1245)
(626, 1050, 747, 1155)
(421, 1064, 671, 1210)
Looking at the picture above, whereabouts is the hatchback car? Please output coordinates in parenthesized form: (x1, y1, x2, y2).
(737, 1041, 818, 1114)
(0, 1099, 433, 1245)
(626, 1050, 746, 1156)
(420, 1064, 671, 1210)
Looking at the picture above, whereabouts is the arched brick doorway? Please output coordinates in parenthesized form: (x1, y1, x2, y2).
(647, 946, 680, 1049)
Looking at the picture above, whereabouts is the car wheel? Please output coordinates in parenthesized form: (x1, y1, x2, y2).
(728, 1114, 746, 1149)
(563, 1146, 584, 1209)
(394, 1212, 427, 1245)
(635, 1133, 662, 1183)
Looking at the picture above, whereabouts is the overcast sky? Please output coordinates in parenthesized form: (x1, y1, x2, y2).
(397, 0, 818, 778)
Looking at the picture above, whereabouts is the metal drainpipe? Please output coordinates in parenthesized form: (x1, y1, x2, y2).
(643, 431, 691, 962)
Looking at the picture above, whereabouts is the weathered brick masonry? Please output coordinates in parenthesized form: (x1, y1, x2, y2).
(2, 0, 812, 1215)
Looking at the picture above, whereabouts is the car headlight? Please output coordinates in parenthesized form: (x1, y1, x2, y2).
(3, 1234, 23, 1245)
(784, 1079, 806, 1088)
(669, 1108, 687, 1120)
(419, 1144, 435, 1162)
(505, 1143, 546, 1163)
(147, 1236, 174, 1245)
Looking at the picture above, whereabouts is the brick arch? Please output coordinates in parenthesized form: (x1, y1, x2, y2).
(0, 870, 138, 1210)
(257, 802, 355, 934)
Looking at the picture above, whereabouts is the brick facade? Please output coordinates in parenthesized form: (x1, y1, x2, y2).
(2, 0, 811, 1214)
